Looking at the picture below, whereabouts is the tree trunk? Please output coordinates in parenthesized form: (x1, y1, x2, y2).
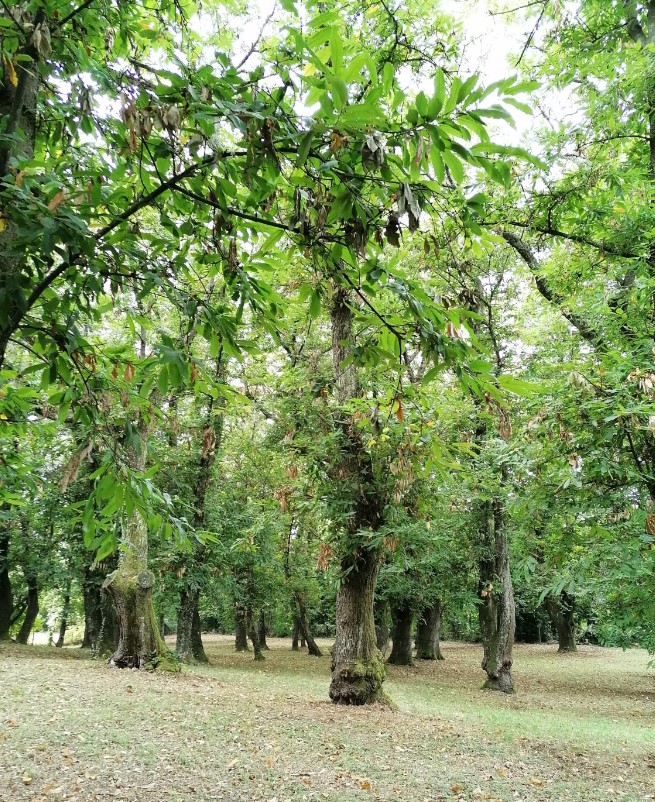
(82, 569, 103, 649)
(293, 592, 322, 657)
(387, 602, 414, 665)
(258, 610, 269, 650)
(0, 16, 40, 369)
(235, 605, 249, 651)
(0, 529, 12, 640)
(176, 588, 199, 663)
(374, 599, 390, 657)
(291, 616, 301, 651)
(16, 575, 38, 644)
(415, 600, 444, 660)
(191, 604, 208, 663)
(328, 288, 385, 704)
(248, 609, 264, 661)
(478, 498, 515, 693)
(329, 551, 385, 704)
(102, 439, 170, 669)
(547, 591, 577, 652)
(55, 589, 71, 648)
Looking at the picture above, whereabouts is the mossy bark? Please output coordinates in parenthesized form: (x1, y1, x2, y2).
(416, 600, 444, 660)
(387, 602, 414, 665)
(176, 588, 203, 663)
(478, 498, 515, 693)
(328, 288, 386, 704)
(329, 551, 385, 704)
(103, 565, 172, 669)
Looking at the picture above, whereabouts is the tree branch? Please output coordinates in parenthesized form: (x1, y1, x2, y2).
(502, 219, 639, 258)
(502, 231, 603, 347)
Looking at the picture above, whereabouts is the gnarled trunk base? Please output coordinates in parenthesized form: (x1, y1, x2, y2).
(103, 569, 173, 670)
(329, 553, 385, 705)
(416, 600, 444, 660)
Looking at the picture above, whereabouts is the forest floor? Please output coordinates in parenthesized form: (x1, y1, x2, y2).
(0, 637, 653, 802)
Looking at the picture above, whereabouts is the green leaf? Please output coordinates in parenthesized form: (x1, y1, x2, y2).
(309, 288, 321, 319)
(422, 364, 443, 384)
(497, 375, 548, 396)
(416, 90, 429, 117)
(297, 130, 313, 166)
(331, 76, 349, 110)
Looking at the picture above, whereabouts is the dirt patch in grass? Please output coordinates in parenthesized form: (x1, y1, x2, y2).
(0, 637, 653, 802)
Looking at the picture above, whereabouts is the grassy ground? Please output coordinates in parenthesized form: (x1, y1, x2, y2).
(0, 637, 653, 802)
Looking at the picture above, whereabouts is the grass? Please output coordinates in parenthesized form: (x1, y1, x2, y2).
(0, 636, 653, 802)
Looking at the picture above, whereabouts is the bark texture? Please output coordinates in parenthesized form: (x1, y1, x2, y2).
(478, 498, 515, 693)
(291, 616, 301, 651)
(329, 552, 385, 704)
(55, 589, 71, 648)
(292, 593, 322, 656)
(235, 605, 249, 651)
(176, 588, 201, 663)
(191, 605, 208, 663)
(0, 11, 42, 368)
(328, 288, 385, 704)
(102, 437, 171, 669)
(546, 591, 577, 652)
(82, 566, 117, 653)
(15, 574, 38, 644)
(0, 529, 12, 640)
(258, 610, 269, 650)
(415, 600, 444, 660)
(387, 602, 414, 665)
(248, 609, 265, 661)
(374, 599, 390, 658)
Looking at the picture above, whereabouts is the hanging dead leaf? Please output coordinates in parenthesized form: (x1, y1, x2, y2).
(60, 442, 93, 491)
(316, 542, 333, 571)
(201, 426, 216, 458)
(329, 130, 346, 153)
(395, 396, 404, 422)
(124, 362, 135, 382)
(48, 189, 67, 212)
(3, 55, 17, 88)
(645, 513, 655, 537)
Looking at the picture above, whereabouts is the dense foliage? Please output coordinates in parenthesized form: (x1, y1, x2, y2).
(1, 0, 655, 699)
